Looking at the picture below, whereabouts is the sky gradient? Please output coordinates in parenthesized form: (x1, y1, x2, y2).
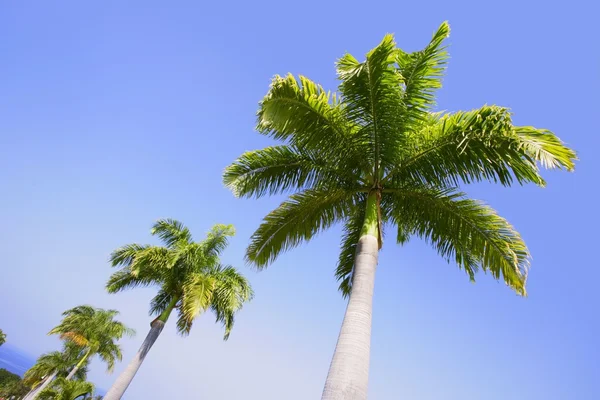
(1, 1, 598, 399)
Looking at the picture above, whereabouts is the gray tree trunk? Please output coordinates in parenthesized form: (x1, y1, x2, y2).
(26, 370, 58, 400)
(65, 363, 80, 381)
(103, 320, 166, 400)
(321, 234, 379, 400)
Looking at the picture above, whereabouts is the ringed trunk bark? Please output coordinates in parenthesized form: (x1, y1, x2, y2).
(321, 192, 380, 400)
(103, 297, 177, 400)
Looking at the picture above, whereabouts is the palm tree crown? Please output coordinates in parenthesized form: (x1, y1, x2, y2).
(49, 306, 134, 373)
(107, 219, 253, 338)
(38, 377, 94, 400)
(224, 21, 576, 296)
(23, 344, 88, 387)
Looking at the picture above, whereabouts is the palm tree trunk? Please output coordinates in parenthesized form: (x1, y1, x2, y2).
(103, 297, 178, 400)
(322, 192, 380, 400)
(66, 348, 91, 380)
(26, 370, 58, 400)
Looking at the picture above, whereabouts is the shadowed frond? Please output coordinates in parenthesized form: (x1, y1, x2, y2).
(246, 189, 356, 268)
(109, 244, 150, 267)
(151, 219, 193, 248)
(149, 286, 176, 317)
(209, 265, 254, 340)
(97, 341, 123, 373)
(386, 186, 529, 294)
(335, 196, 367, 297)
(106, 267, 158, 293)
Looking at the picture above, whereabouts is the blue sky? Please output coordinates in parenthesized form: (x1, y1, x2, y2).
(0, 1, 598, 399)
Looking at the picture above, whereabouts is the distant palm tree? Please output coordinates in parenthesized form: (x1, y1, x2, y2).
(49, 306, 134, 380)
(37, 377, 93, 400)
(22, 344, 88, 400)
(0, 328, 6, 346)
(224, 22, 576, 399)
(103, 220, 253, 400)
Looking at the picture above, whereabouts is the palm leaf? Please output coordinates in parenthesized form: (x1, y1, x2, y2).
(246, 188, 356, 267)
(386, 186, 529, 294)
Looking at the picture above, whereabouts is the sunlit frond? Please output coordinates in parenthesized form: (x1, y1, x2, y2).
(337, 34, 405, 171)
(202, 224, 236, 258)
(386, 186, 529, 294)
(223, 145, 352, 198)
(385, 106, 576, 187)
(396, 21, 450, 130)
(177, 273, 215, 335)
(151, 219, 193, 248)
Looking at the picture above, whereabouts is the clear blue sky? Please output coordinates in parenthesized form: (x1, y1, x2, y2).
(1, 1, 598, 399)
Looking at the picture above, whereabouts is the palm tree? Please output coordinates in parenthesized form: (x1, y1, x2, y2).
(223, 21, 576, 400)
(102, 219, 253, 400)
(37, 378, 94, 400)
(49, 306, 134, 381)
(0, 328, 6, 346)
(22, 344, 88, 400)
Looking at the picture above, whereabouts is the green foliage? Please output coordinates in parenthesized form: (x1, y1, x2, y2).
(0, 328, 5, 346)
(38, 377, 94, 400)
(24, 343, 89, 387)
(107, 220, 253, 338)
(224, 21, 576, 297)
(48, 306, 134, 373)
(0, 368, 29, 398)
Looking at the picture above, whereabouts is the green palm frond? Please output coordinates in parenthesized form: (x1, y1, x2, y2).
(257, 74, 361, 161)
(177, 273, 216, 335)
(109, 244, 149, 267)
(247, 188, 357, 268)
(97, 341, 122, 373)
(39, 377, 94, 400)
(208, 265, 254, 340)
(151, 219, 193, 248)
(202, 224, 236, 258)
(386, 186, 529, 294)
(385, 106, 576, 187)
(337, 34, 405, 171)
(396, 21, 450, 130)
(223, 145, 352, 198)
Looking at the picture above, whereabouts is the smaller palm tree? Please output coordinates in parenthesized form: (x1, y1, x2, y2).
(49, 306, 134, 380)
(103, 219, 253, 400)
(22, 344, 88, 400)
(38, 378, 94, 400)
(0, 328, 6, 346)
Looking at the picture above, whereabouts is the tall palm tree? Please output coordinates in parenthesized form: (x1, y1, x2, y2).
(224, 22, 576, 400)
(103, 219, 253, 400)
(37, 378, 94, 400)
(22, 344, 88, 400)
(49, 306, 134, 381)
